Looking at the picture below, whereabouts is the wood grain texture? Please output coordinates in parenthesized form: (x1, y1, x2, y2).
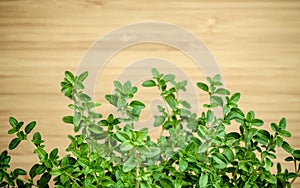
(0, 0, 299, 186)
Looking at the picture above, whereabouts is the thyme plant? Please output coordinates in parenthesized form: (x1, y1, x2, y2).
(0, 68, 299, 187)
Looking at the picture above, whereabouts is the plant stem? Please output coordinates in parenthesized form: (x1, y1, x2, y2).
(136, 160, 140, 188)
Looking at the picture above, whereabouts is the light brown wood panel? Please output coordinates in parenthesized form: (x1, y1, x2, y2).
(0, 0, 299, 186)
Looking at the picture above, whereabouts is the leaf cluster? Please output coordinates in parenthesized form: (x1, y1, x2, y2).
(1, 68, 299, 187)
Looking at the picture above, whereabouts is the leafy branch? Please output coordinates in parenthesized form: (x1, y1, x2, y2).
(0, 68, 299, 187)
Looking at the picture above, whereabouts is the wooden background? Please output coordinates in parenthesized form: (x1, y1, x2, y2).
(0, 0, 299, 186)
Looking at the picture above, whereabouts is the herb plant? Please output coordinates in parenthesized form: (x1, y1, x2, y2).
(0, 68, 299, 188)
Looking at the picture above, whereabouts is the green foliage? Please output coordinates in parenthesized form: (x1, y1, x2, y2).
(1, 68, 299, 187)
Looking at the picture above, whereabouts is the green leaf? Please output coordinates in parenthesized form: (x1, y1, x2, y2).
(284, 156, 294, 162)
(279, 117, 286, 129)
(9, 117, 18, 128)
(225, 132, 240, 139)
(199, 173, 208, 188)
(264, 157, 273, 171)
(78, 158, 89, 167)
(89, 124, 103, 134)
(230, 93, 240, 103)
(34, 147, 47, 160)
(120, 140, 134, 152)
(29, 164, 39, 178)
(151, 68, 160, 79)
(282, 141, 293, 154)
(213, 74, 221, 83)
(165, 94, 177, 110)
(50, 168, 61, 176)
(270, 123, 278, 132)
(25, 121, 36, 134)
(254, 130, 270, 145)
(78, 93, 91, 102)
(117, 97, 126, 109)
(33, 132, 41, 141)
(105, 94, 118, 106)
(292, 150, 300, 159)
(115, 130, 130, 142)
(227, 108, 244, 121)
(16, 131, 25, 140)
(136, 128, 148, 141)
(199, 142, 209, 153)
(278, 130, 291, 138)
(238, 161, 248, 172)
(197, 125, 207, 138)
(36, 165, 46, 175)
(123, 81, 132, 92)
(123, 157, 136, 172)
(13, 168, 26, 176)
(73, 112, 81, 128)
(160, 178, 173, 188)
(163, 74, 175, 82)
(215, 88, 230, 95)
(62, 116, 73, 124)
(276, 136, 283, 147)
(181, 100, 191, 109)
(147, 147, 161, 158)
(265, 173, 276, 184)
(9, 138, 21, 150)
(212, 153, 227, 169)
(78, 71, 88, 82)
(129, 100, 145, 109)
(223, 146, 234, 162)
(210, 95, 223, 106)
(38, 172, 51, 187)
(179, 159, 188, 171)
(197, 82, 209, 92)
(140, 182, 151, 188)
(49, 148, 58, 161)
(137, 146, 151, 156)
(154, 116, 165, 127)
(206, 110, 214, 123)
(252, 119, 264, 126)
(65, 71, 75, 83)
(8, 128, 17, 135)
(277, 163, 282, 173)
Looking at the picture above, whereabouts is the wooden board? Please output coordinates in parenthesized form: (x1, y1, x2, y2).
(0, 0, 299, 186)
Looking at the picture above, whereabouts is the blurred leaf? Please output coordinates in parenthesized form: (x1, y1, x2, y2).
(215, 88, 230, 95)
(181, 100, 191, 109)
(78, 71, 88, 82)
(199, 173, 208, 188)
(120, 141, 134, 152)
(163, 74, 175, 82)
(179, 159, 188, 171)
(151, 68, 160, 79)
(123, 158, 136, 172)
(210, 95, 223, 106)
